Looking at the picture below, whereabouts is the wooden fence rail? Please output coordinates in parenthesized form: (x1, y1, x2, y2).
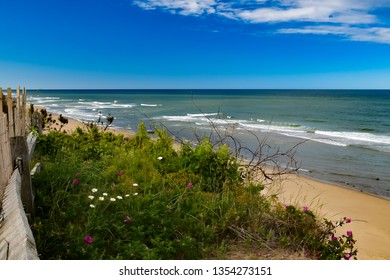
(0, 86, 39, 260)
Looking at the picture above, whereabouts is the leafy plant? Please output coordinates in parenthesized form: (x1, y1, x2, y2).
(31, 123, 358, 260)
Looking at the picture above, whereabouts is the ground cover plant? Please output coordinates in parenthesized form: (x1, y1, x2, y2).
(31, 122, 357, 260)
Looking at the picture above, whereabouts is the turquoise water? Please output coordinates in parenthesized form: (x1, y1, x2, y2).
(26, 89, 390, 199)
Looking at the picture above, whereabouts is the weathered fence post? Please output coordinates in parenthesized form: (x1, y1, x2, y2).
(0, 114, 13, 204)
(6, 88, 14, 138)
(0, 87, 3, 114)
(22, 87, 27, 136)
(10, 136, 34, 218)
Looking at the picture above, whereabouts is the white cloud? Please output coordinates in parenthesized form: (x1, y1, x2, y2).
(133, 0, 217, 15)
(279, 25, 390, 44)
(235, 0, 378, 24)
(133, 0, 390, 44)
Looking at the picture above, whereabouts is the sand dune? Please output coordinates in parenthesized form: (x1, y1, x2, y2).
(39, 109, 390, 260)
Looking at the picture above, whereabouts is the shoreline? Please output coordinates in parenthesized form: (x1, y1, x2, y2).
(35, 108, 390, 260)
(298, 171, 390, 202)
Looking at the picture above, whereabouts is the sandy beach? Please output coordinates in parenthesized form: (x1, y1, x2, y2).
(271, 174, 390, 260)
(36, 108, 390, 260)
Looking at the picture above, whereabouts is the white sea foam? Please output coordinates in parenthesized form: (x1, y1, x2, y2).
(28, 97, 62, 104)
(77, 101, 135, 109)
(160, 115, 194, 122)
(187, 113, 219, 117)
(281, 133, 348, 147)
(240, 122, 306, 134)
(64, 108, 98, 120)
(141, 103, 161, 107)
(158, 113, 390, 152)
(160, 113, 223, 123)
(315, 131, 390, 145)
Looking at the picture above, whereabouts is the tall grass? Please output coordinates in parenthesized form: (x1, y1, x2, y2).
(31, 123, 357, 260)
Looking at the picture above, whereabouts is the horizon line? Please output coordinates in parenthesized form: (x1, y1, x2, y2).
(20, 88, 390, 91)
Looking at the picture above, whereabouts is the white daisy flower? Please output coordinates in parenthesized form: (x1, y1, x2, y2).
(117, 196, 123, 200)
(98, 197, 105, 201)
(88, 195, 94, 200)
(89, 204, 95, 208)
(133, 192, 138, 196)
(91, 188, 98, 193)
(133, 183, 139, 187)
(103, 192, 108, 196)
(110, 198, 116, 202)
(157, 156, 163, 160)
(125, 194, 130, 197)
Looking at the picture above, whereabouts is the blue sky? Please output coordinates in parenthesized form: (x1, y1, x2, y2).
(1, 0, 390, 89)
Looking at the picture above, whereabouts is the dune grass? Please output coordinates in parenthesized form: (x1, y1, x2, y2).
(31, 122, 357, 260)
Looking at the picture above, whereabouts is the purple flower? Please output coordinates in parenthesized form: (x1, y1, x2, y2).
(303, 206, 309, 211)
(124, 137, 129, 141)
(344, 253, 351, 260)
(84, 235, 93, 244)
(346, 230, 353, 237)
(345, 217, 352, 223)
(332, 235, 338, 241)
(187, 182, 193, 188)
(124, 215, 132, 224)
(72, 179, 79, 185)
(117, 170, 123, 177)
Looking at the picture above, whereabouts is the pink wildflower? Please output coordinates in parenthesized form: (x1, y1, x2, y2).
(344, 253, 351, 260)
(332, 236, 338, 241)
(84, 235, 93, 245)
(124, 137, 129, 141)
(117, 170, 123, 177)
(187, 182, 193, 188)
(346, 230, 353, 237)
(124, 215, 132, 224)
(303, 206, 309, 211)
(345, 217, 352, 223)
(72, 179, 79, 185)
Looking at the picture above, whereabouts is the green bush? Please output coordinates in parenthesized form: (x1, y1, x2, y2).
(31, 123, 357, 260)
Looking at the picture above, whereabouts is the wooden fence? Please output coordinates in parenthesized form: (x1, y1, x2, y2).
(0, 87, 27, 202)
(0, 86, 39, 260)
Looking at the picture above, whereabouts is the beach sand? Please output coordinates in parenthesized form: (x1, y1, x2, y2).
(37, 109, 390, 260)
(269, 174, 390, 260)
(34, 105, 136, 138)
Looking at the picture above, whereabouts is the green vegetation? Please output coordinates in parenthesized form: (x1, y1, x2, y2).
(31, 123, 357, 260)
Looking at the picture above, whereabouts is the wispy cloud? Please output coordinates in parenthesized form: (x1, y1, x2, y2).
(133, 0, 217, 15)
(235, 0, 378, 24)
(133, 0, 390, 44)
(279, 25, 390, 44)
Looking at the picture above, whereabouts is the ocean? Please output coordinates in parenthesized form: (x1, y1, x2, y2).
(25, 89, 390, 200)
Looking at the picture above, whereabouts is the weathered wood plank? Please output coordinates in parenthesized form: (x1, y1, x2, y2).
(22, 87, 27, 136)
(0, 239, 9, 260)
(0, 87, 3, 114)
(6, 88, 14, 138)
(11, 136, 34, 217)
(26, 132, 38, 161)
(30, 162, 41, 178)
(15, 86, 22, 137)
(0, 114, 12, 203)
(0, 170, 39, 260)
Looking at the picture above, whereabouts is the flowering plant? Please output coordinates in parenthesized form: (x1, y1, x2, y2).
(31, 123, 359, 260)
